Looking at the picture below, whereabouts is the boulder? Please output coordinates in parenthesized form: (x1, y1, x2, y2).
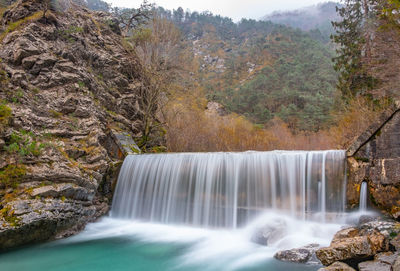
(316, 236, 373, 266)
(332, 227, 360, 242)
(318, 261, 356, 271)
(390, 235, 400, 251)
(274, 244, 320, 264)
(358, 260, 391, 271)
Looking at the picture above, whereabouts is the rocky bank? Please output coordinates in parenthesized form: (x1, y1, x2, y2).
(0, 0, 150, 250)
(316, 217, 400, 271)
(347, 101, 400, 220)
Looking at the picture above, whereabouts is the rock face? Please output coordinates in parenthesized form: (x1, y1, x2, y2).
(347, 101, 400, 219)
(0, 0, 155, 250)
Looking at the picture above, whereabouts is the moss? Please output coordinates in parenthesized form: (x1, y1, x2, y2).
(355, 157, 370, 163)
(0, 207, 21, 227)
(77, 81, 86, 88)
(0, 11, 42, 42)
(0, 100, 12, 128)
(0, 164, 27, 188)
(49, 109, 63, 118)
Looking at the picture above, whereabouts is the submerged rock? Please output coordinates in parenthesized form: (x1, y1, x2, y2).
(274, 244, 320, 264)
(251, 219, 287, 246)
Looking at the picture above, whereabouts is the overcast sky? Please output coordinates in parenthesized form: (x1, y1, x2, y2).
(108, 0, 327, 22)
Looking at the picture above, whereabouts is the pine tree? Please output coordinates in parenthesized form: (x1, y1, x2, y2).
(332, 0, 377, 97)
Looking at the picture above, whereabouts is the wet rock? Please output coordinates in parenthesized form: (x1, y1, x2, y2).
(358, 215, 376, 225)
(318, 261, 356, 271)
(0, 199, 109, 251)
(274, 244, 320, 264)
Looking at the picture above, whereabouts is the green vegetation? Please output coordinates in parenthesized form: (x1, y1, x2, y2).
(77, 81, 86, 88)
(0, 100, 11, 129)
(3, 130, 45, 157)
(58, 25, 84, 42)
(0, 206, 21, 227)
(49, 109, 63, 118)
(215, 31, 336, 130)
(157, 9, 338, 132)
(0, 164, 27, 188)
(0, 11, 42, 42)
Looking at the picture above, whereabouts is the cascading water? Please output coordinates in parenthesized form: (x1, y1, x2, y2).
(111, 150, 347, 228)
(359, 182, 368, 212)
(0, 150, 349, 271)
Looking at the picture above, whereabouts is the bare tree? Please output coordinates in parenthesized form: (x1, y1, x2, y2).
(125, 16, 185, 149)
(113, 0, 154, 37)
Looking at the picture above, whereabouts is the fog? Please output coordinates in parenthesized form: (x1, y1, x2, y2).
(108, 0, 327, 21)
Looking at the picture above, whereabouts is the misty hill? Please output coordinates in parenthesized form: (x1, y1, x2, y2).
(262, 2, 341, 40)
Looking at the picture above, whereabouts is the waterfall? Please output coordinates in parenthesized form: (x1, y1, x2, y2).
(111, 150, 346, 228)
(359, 182, 368, 212)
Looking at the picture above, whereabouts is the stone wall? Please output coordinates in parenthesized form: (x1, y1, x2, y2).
(347, 101, 400, 219)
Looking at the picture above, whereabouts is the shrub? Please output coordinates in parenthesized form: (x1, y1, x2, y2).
(3, 130, 45, 157)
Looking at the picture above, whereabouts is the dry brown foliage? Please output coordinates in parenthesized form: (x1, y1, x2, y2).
(164, 93, 389, 152)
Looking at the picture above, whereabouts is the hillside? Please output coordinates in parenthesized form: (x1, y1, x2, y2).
(263, 2, 341, 42)
(159, 9, 338, 132)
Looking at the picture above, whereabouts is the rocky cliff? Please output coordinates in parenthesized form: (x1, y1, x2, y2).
(347, 100, 400, 220)
(0, 0, 149, 250)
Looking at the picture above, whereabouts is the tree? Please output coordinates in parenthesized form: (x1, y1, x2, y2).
(128, 16, 184, 149)
(113, 0, 153, 37)
(331, 0, 380, 97)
